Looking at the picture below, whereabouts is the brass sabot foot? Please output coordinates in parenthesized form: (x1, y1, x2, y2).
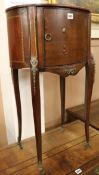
(85, 141, 91, 149)
(18, 137, 23, 149)
(38, 161, 46, 175)
(61, 124, 65, 132)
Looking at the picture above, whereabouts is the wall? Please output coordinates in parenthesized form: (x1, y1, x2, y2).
(44, 39, 99, 129)
(0, 82, 8, 147)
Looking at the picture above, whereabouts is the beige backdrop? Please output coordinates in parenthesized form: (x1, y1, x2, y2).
(0, 82, 7, 147)
(44, 39, 99, 130)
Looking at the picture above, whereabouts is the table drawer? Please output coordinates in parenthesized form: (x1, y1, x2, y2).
(43, 7, 90, 67)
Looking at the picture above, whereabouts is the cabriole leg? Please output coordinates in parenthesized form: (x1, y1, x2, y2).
(60, 76, 66, 129)
(85, 57, 95, 147)
(30, 70, 45, 175)
(12, 69, 23, 149)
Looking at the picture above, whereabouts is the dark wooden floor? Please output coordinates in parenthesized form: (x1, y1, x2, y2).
(0, 120, 99, 175)
(67, 100, 99, 130)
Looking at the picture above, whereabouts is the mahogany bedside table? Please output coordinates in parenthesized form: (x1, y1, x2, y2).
(6, 4, 95, 174)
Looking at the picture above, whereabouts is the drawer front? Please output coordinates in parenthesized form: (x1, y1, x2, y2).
(44, 8, 90, 67)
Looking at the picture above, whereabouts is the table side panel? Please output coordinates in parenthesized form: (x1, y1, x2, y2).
(7, 8, 30, 68)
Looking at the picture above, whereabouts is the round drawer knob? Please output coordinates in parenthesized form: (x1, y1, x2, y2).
(45, 33, 52, 41)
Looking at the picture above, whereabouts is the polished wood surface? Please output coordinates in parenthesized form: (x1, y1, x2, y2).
(85, 56, 95, 143)
(30, 71, 42, 164)
(0, 121, 99, 175)
(6, 5, 90, 69)
(60, 76, 66, 126)
(7, 8, 30, 68)
(44, 8, 89, 66)
(12, 69, 22, 149)
(6, 4, 90, 12)
(6, 4, 94, 174)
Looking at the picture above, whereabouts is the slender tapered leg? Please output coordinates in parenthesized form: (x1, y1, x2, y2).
(85, 57, 95, 146)
(12, 69, 23, 149)
(60, 76, 65, 128)
(30, 70, 45, 175)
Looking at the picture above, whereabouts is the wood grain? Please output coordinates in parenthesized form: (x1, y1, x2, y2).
(0, 121, 98, 175)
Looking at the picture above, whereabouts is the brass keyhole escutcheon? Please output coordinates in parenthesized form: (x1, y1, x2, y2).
(66, 68, 76, 75)
(63, 49, 68, 55)
(45, 33, 52, 41)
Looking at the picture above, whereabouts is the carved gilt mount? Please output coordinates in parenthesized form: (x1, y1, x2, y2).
(45, 62, 86, 77)
(30, 57, 38, 94)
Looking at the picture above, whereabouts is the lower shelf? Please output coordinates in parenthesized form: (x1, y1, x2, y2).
(66, 99, 99, 130)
